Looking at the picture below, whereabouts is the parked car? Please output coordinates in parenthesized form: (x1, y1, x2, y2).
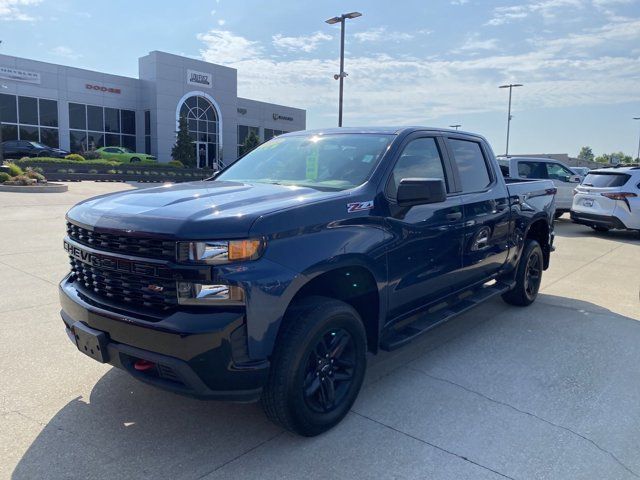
(571, 165, 640, 232)
(95, 146, 156, 163)
(1, 140, 68, 159)
(498, 156, 581, 218)
(60, 127, 556, 436)
(570, 166, 590, 178)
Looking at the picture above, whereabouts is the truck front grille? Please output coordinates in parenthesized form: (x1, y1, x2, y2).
(67, 222, 176, 261)
(69, 257, 178, 312)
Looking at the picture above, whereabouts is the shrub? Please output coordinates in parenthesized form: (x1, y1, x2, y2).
(26, 166, 44, 174)
(149, 171, 159, 176)
(4, 162, 23, 177)
(83, 150, 101, 160)
(25, 170, 47, 183)
(126, 170, 134, 175)
(65, 154, 85, 162)
(0, 172, 11, 183)
(67, 168, 75, 173)
(167, 171, 176, 177)
(107, 169, 117, 174)
(5, 175, 36, 186)
(88, 169, 98, 174)
(168, 160, 184, 168)
(57, 169, 67, 173)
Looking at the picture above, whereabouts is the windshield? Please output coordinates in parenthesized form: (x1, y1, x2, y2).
(582, 172, 630, 187)
(216, 133, 393, 191)
(121, 147, 134, 153)
(30, 142, 48, 148)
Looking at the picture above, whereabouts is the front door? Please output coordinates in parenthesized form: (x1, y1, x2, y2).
(196, 142, 208, 169)
(384, 134, 466, 322)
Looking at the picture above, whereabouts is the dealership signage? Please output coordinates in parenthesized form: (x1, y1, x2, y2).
(272, 113, 294, 121)
(237, 107, 247, 115)
(85, 83, 121, 94)
(187, 69, 212, 88)
(0, 66, 41, 84)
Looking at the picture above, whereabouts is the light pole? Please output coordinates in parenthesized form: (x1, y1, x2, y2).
(499, 83, 523, 156)
(325, 11, 362, 127)
(449, 124, 461, 130)
(0, 83, 7, 163)
(634, 117, 640, 162)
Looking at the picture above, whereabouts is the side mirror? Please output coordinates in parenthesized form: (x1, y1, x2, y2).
(568, 175, 581, 183)
(396, 178, 447, 206)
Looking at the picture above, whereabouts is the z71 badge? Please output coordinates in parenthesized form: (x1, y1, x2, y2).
(347, 200, 374, 213)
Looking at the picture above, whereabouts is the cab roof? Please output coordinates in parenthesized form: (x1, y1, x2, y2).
(282, 126, 485, 139)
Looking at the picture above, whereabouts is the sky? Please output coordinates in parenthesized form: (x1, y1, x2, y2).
(0, 0, 639, 158)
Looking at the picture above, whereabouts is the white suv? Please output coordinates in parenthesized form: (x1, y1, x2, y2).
(571, 165, 640, 232)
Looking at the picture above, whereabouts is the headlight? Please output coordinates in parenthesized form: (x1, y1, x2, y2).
(178, 239, 264, 264)
(177, 282, 245, 305)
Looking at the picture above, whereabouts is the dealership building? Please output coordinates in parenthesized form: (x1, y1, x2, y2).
(0, 51, 306, 167)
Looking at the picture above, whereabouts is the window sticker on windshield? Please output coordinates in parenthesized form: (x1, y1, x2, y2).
(306, 149, 319, 180)
(347, 200, 374, 213)
(362, 154, 374, 163)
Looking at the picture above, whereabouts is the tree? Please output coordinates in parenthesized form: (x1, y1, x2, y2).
(171, 116, 195, 167)
(239, 131, 260, 157)
(577, 146, 594, 163)
(594, 152, 633, 165)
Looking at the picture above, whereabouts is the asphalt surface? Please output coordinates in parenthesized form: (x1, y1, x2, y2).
(1, 182, 639, 480)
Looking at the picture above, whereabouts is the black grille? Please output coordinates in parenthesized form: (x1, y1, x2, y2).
(67, 222, 176, 261)
(69, 257, 177, 312)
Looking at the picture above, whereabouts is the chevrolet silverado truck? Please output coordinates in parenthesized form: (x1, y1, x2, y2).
(60, 127, 556, 436)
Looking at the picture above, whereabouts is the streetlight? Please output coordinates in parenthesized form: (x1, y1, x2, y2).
(449, 124, 461, 130)
(0, 83, 7, 163)
(325, 11, 362, 127)
(634, 117, 640, 162)
(499, 83, 523, 156)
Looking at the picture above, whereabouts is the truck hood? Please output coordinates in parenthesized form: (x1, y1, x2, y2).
(67, 180, 344, 238)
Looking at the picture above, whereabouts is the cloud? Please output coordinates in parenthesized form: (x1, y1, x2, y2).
(486, 0, 585, 26)
(196, 13, 640, 126)
(353, 27, 414, 42)
(272, 31, 332, 53)
(217, 19, 225, 26)
(0, 0, 41, 21)
(51, 46, 82, 60)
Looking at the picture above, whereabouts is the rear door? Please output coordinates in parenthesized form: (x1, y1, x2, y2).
(447, 137, 511, 285)
(384, 134, 465, 320)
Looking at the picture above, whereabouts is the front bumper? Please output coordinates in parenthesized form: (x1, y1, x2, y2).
(570, 211, 627, 230)
(59, 276, 268, 402)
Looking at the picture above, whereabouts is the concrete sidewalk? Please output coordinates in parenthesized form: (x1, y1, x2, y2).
(1, 182, 639, 480)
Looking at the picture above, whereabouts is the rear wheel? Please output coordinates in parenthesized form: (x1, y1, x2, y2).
(502, 239, 543, 307)
(261, 296, 367, 436)
(591, 226, 609, 232)
(130, 157, 141, 163)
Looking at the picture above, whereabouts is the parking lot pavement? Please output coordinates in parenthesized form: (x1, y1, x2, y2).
(1, 184, 639, 480)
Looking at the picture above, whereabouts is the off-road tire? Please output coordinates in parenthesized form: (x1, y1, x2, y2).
(502, 239, 543, 307)
(261, 296, 367, 436)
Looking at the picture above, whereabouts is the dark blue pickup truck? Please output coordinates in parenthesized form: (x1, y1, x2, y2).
(60, 127, 556, 436)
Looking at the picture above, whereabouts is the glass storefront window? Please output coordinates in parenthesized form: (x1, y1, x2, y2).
(69, 103, 86, 130)
(105, 133, 120, 147)
(87, 131, 104, 150)
(0, 93, 18, 123)
(87, 105, 104, 132)
(40, 128, 59, 148)
(70, 130, 87, 152)
(121, 110, 135, 135)
(144, 111, 151, 135)
(121, 134, 136, 151)
(19, 125, 39, 141)
(178, 95, 219, 168)
(18, 96, 38, 125)
(1, 124, 18, 141)
(39, 99, 58, 127)
(104, 108, 120, 133)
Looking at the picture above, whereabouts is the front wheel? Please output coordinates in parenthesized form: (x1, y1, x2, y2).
(130, 157, 141, 163)
(261, 296, 367, 436)
(502, 239, 543, 306)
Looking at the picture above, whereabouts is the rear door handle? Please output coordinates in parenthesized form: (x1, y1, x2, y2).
(446, 212, 462, 221)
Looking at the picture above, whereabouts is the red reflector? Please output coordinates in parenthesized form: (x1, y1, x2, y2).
(133, 359, 155, 371)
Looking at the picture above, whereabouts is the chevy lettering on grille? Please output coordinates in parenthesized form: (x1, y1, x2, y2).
(64, 240, 171, 278)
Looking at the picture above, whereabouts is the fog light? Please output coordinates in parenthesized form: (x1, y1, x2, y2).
(177, 282, 245, 305)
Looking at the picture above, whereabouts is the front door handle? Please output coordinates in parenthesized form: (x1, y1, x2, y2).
(446, 212, 462, 222)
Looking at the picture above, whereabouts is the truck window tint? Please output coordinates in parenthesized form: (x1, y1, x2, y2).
(387, 137, 446, 198)
(518, 161, 548, 179)
(449, 139, 490, 192)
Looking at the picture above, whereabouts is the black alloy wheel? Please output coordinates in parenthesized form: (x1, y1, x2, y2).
(302, 328, 356, 414)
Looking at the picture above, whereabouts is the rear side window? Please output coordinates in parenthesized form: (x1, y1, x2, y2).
(518, 161, 548, 179)
(449, 139, 491, 192)
(387, 137, 447, 198)
(582, 173, 630, 188)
